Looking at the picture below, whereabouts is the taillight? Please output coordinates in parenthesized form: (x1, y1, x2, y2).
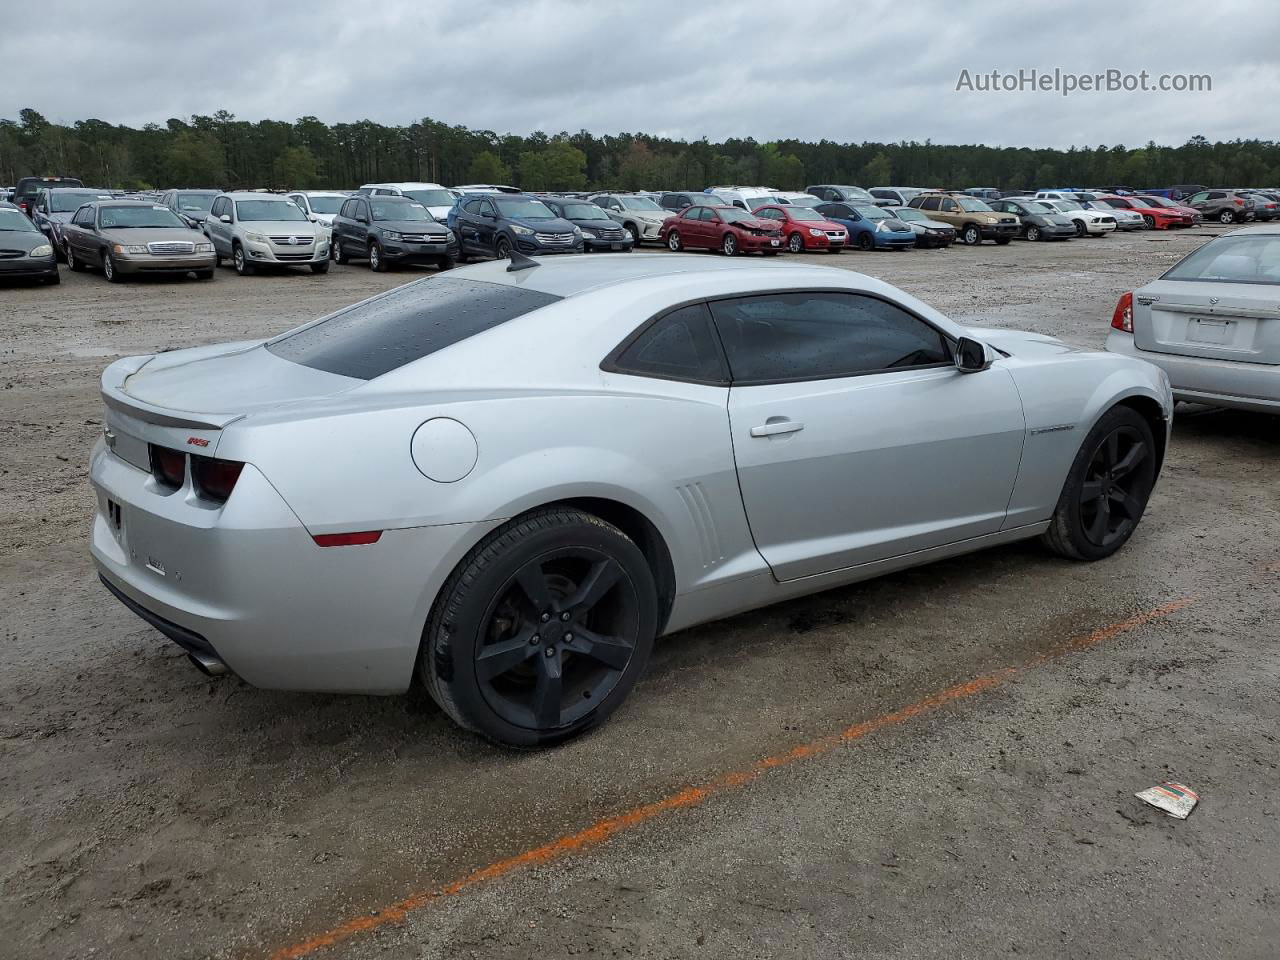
(191, 454, 244, 503)
(1234, 198, 1245, 206)
(1111, 291, 1134, 333)
(312, 531, 382, 547)
(150, 445, 186, 488)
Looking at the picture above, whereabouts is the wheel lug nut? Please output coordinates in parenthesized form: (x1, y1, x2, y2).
(540, 613, 551, 623)
(560, 611, 571, 621)
(545, 647, 556, 657)
(564, 633, 573, 642)
(530, 634, 540, 645)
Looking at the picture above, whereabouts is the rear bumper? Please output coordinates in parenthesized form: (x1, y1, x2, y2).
(1105, 330, 1280, 413)
(89, 438, 498, 694)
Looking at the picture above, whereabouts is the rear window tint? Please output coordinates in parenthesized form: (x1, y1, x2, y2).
(266, 277, 561, 379)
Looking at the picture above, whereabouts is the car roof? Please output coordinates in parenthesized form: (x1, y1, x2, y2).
(360, 182, 446, 190)
(445, 253, 880, 300)
(220, 191, 300, 200)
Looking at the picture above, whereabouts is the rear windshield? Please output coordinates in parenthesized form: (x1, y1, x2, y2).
(266, 277, 562, 379)
(1162, 234, 1280, 285)
(50, 190, 110, 212)
(403, 189, 454, 207)
(19, 178, 82, 196)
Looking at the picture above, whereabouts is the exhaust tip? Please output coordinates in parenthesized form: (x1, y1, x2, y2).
(188, 652, 228, 677)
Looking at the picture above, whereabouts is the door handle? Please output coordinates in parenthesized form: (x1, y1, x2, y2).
(750, 419, 804, 438)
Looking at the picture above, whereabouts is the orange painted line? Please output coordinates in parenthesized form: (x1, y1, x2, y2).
(265, 596, 1194, 960)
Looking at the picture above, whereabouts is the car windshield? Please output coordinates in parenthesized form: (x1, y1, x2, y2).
(718, 208, 761, 223)
(372, 200, 431, 221)
(51, 191, 109, 212)
(177, 193, 217, 212)
(619, 196, 662, 211)
(0, 210, 37, 232)
(955, 197, 993, 212)
(235, 199, 307, 222)
(783, 196, 822, 207)
(267, 278, 562, 380)
(1163, 234, 1280, 284)
(97, 205, 186, 229)
(1140, 196, 1174, 207)
(892, 207, 926, 221)
(1086, 201, 1119, 213)
(557, 203, 609, 220)
(404, 189, 454, 207)
(306, 196, 345, 214)
(853, 205, 890, 220)
(494, 197, 555, 219)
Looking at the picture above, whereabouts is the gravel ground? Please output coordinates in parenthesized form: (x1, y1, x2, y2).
(1, 229, 1277, 960)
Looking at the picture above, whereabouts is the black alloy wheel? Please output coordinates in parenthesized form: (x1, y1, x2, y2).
(1043, 406, 1157, 560)
(421, 508, 657, 747)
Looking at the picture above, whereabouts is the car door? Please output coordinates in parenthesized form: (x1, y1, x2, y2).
(476, 198, 500, 251)
(64, 205, 92, 259)
(712, 290, 1026, 580)
(206, 197, 228, 253)
(352, 198, 373, 251)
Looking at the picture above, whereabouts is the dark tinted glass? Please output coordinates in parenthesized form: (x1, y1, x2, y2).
(611, 303, 728, 384)
(267, 278, 562, 380)
(709, 292, 951, 383)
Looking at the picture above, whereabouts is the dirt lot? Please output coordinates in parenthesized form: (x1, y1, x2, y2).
(2, 230, 1278, 960)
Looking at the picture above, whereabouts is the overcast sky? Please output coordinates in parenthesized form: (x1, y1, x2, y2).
(2, 0, 1273, 148)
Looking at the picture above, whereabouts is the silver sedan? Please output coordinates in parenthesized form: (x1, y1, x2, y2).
(1107, 224, 1280, 413)
(90, 255, 1172, 746)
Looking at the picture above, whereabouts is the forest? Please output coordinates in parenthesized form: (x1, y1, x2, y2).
(3, 107, 1278, 192)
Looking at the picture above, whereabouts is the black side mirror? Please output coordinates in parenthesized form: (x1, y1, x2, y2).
(955, 337, 991, 373)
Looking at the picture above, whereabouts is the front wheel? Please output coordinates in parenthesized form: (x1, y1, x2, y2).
(856, 232, 874, 251)
(233, 244, 253, 276)
(961, 224, 981, 245)
(1025, 225, 1041, 242)
(1042, 406, 1157, 561)
(666, 230, 682, 251)
(332, 237, 346, 263)
(787, 232, 804, 253)
(625, 223, 640, 246)
(495, 236, 512, 260)
(1074, 220, 1086, 237)
(721, 232, 738, 256)
(102, 251, 123, 283)
(1143, 215, 1156, 229)
(369, 242, 386, 272)
(1218, 209, 1235, 224)
(420, 507, 658, 748)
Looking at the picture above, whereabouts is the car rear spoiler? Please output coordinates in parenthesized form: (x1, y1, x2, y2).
(101, 358, 244, 430)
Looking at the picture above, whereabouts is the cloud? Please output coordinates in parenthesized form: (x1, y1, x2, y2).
(0, 0, 1272, 148)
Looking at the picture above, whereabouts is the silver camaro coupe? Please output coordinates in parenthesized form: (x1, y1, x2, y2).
(90, 255, 1172, 746)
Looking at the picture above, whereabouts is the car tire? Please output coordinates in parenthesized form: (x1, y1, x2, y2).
(332, 238, 345, 264)
(666, 230, 682, 251)
(1074, 220, 1086, 237)
(721, 233, 738, 256)
(66, 245, 85, 272)
(788, 232, 804, 254)
(625, 223, 641, 246)
(856, 232, 874, 251)
(1143, 215, 1155, 229)
(419, 506, 658, 748)
(1025, 225, 1041, 242)
(1041, 406, 1157, 562)
(102, 251, 123, 283)
(310, 261, 329, 275)
(233, 243, 253, 276)
(195, 269, 214, 280)
(1218, 209, 1234, 224)
(495, 236, 512, 260)
(961, 224, 981, 245)
(369, 242, 386, 272)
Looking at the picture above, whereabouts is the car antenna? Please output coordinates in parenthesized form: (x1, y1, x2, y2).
(506, 249, 540, 272)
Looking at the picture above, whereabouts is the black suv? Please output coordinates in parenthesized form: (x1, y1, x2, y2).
(537, 196, 633, 252)
(658, 191, 726, 212)
(447, 194, 582, 260)
(330, 195, 456, 272)
(13, 176, 82, 216)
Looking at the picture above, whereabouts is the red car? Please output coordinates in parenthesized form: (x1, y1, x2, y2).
(660, 204, 784, 256)
(1095, 194, 1192, 229)
(1136, 195, 1203, 224)
(752, 204, 849, 252)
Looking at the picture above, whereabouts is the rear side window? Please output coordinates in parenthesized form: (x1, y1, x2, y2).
(607, 303, 728, 385)
(267, 278, 562, 380)
(709, 292, 952, 384)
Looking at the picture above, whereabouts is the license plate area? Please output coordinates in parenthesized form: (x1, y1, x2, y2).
(1187, 316, 1233, 345)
